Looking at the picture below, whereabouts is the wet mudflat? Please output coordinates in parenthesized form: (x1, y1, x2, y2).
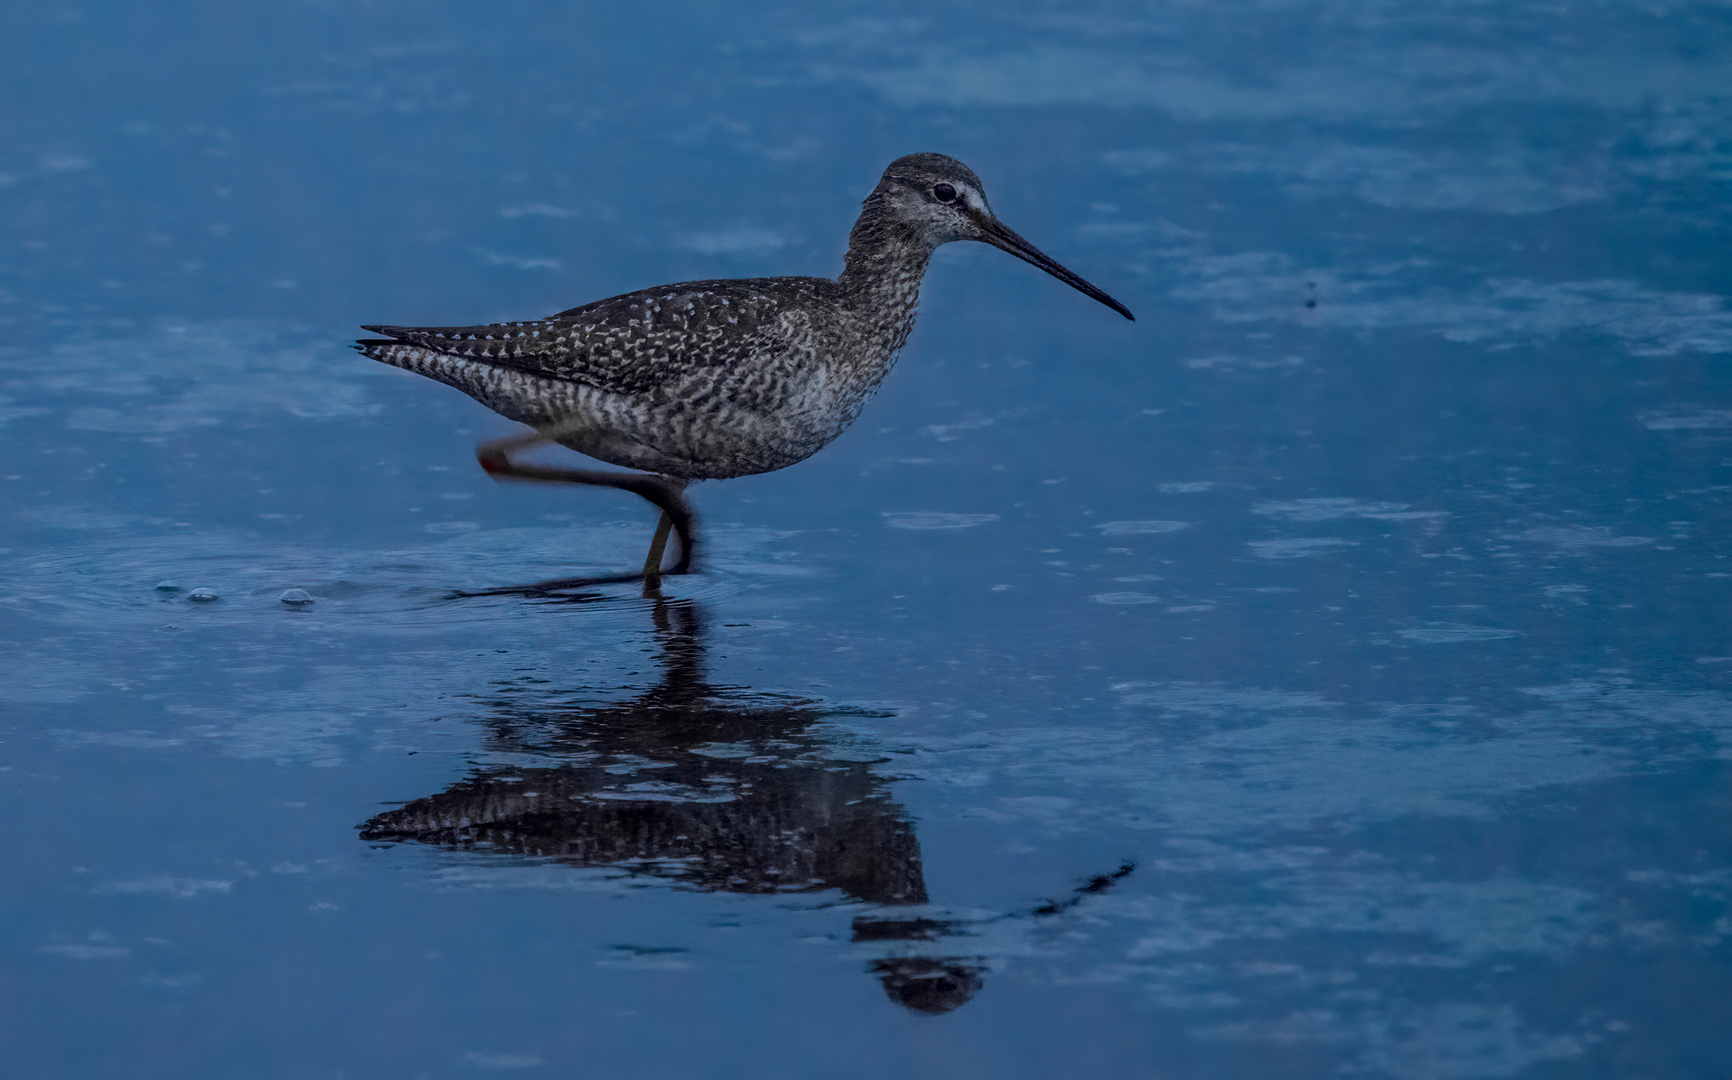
(2, 3, 1730, 1077)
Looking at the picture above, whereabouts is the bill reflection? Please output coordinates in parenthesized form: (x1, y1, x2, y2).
(359, 599, 985, 1014)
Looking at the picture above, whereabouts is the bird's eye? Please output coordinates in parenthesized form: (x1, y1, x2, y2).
(932, 183, 957, 203)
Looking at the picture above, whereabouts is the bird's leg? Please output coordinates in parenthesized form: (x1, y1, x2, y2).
(641, 511, 675, 594)
(458, 425, 696, 597)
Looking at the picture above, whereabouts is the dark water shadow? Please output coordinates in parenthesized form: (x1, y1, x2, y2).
(358, 598, 989, 1014)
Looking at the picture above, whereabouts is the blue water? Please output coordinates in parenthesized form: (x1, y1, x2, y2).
(4, 3, 1731, 1077)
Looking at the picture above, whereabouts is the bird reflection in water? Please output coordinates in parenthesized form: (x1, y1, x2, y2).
(359, 598, 987, 1013)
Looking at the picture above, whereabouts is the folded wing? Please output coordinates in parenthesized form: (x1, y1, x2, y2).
(360, 277, 833, 400)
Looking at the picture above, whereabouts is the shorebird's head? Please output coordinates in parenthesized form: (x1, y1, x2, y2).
(871, 153, 1134, 321)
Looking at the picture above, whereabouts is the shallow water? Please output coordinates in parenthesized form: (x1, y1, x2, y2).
(3, 3, 1731, 1077)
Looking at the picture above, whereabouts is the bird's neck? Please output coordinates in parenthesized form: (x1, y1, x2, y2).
(837, 201, 936, 323)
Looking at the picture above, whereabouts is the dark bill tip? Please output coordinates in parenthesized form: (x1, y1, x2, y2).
(976, 217, 1135, 321)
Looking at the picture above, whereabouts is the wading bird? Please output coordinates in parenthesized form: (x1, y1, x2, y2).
(356, 153, 1132, 592)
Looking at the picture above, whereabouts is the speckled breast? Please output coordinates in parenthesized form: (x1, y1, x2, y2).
(557, 350, 889, 480)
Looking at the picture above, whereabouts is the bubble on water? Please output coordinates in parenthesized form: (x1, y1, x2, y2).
(1092, 592, 1162, 605)
(96, 875, 233, 897)
(1254, 498, 1441, 521)
(1169, 255, 1732, 357)
(425, 521, 481, 534)
(1113, 681, 1335, 711)
(459, 1052, 544, 1070)
(1097, 520, 1189, 535)
(279, 588, 314, 607)
(154, 581, 180, 592)
(823, 748, 892, 764)
(1398, 623, 1521, 644)
(1248, 538, 1355, 558)
(38, 943, 131, 960)
(882, 512, 1000, 530)
(689, 742, 755, 760)
(1638, 408, 1732, 430)
(186, 587, 219, 602)
(674, 226, 787, 257)
(1520, 526, 1652, 549)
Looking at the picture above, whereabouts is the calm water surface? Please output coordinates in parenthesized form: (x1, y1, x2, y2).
(3, 3, 1730, 1077)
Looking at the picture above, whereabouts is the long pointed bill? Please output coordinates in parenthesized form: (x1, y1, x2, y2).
(975, 216, 1135, 321)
